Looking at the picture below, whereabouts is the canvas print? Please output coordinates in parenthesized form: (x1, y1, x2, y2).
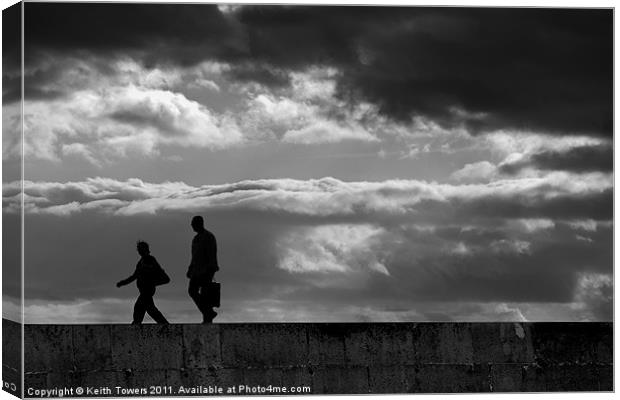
(2, 2, 613, 397)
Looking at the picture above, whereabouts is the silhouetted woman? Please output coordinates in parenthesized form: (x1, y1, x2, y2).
(116, 241, 169, 324)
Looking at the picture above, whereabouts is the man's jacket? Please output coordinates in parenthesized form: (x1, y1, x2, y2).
(188, 229, 219, 279)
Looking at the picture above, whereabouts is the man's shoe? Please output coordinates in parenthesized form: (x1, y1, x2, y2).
(202, 310, 218, 324)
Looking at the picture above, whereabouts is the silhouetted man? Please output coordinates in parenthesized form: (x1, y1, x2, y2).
(117, 241, 169, 325)
(187, 215, 219, 323)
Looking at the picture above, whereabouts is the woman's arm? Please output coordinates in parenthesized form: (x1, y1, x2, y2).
(116, 272, 137, 287)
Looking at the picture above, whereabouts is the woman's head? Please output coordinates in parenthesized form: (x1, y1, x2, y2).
(136, 240, 150, 256)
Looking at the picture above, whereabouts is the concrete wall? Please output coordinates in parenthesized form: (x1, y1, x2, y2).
(2, 319, 22, 397)
(5, 320, 614, 396)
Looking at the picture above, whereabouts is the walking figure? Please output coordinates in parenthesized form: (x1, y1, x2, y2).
(117, 241, 169, 325)
(187, 215, 219, 323)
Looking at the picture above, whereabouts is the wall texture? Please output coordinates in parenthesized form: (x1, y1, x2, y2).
(2, 319, 21, 397)
(3, 319, 613, 396)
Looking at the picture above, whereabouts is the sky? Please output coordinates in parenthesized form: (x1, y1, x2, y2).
(1, 3, 613, 323)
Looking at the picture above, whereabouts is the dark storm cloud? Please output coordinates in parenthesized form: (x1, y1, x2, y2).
(275, 221, 612, 307)
(381, 223, 612, 303)
(2, 3, 21, 101)
(225, 63, 290, 87)
(454, 188, 613, 221)
(7, 3, 242, 102)
(2, 3, 20, 68)
(23, 3, 243, 64)
(5, 66, 68, 103)
(500, 144, 614, 174)
(233, 7, 612, 136)
(20, 4, 612, 136)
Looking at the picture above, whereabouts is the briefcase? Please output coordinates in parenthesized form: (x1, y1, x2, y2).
(206, 281, 221, 308)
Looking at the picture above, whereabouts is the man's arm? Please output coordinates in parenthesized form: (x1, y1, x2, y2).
(211, 233, 219, 271)
(187, 235, 197, 278)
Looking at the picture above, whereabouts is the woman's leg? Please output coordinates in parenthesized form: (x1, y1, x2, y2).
(132, 294, 147, 324)
(144, 287, 169, 324)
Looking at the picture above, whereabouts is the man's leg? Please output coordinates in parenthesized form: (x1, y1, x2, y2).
(188, 278, 209, 318)
(199, 272, 217, 323)
(132, 294, 147, 324)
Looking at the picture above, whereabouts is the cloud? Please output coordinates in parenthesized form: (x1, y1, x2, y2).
(10, 56, 409, 163)
(11, 36, 613, 167)
(282, 120, 377, 144)
(572, 273, 613, 321)
(485, 131, 607, 155)
(8, 175, 611, 322)
(188, 79, 220, 92)
(5, 4, 613, 324)
(23, 3, 243, 69)
(2, 102, 21, 160)
(449, 135, 613, 183)
(276, 224, 389, 278)
(6, 297, 227, 324)
(18, 5, 612, 137)
(19, 84, 244, 163)
(509, 218, 555, 233)
(5, 175, 613, 318)
(450, 161, 497, 183)
(499, 144, 613, 174)
(489, 239, 531, 255)
(12, 294, 611, 324)
(12, 298, 533, 324)
(105, 85, 242, 147)
(61, 143, 101, 166)
(243, 8, 610, 137)
(238, 73, 381, 145)
(6, 173, 612, 223)
(226, 63, 291, 87)
(566, 219, 598, 232)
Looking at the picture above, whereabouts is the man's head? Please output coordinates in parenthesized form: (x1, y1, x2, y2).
(136, 240, 150, 256)
(191, 215, 204, 232)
